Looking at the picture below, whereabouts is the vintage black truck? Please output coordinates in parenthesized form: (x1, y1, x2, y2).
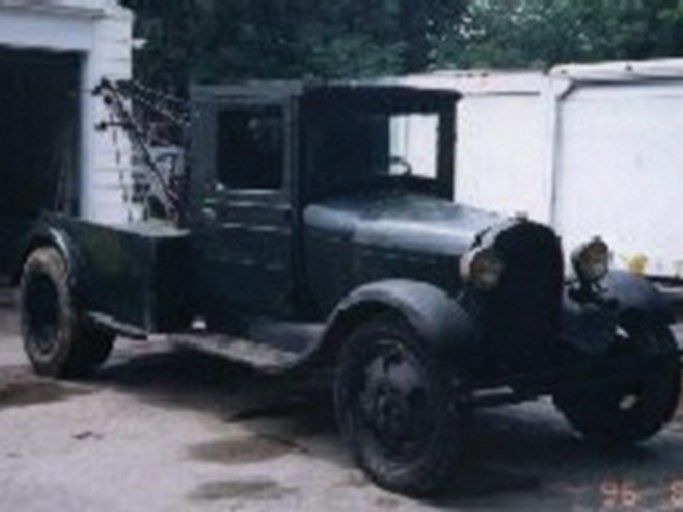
(6, 81, 682, 496)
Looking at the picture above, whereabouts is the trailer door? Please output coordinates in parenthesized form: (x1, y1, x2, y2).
(555, 82, 683, 278)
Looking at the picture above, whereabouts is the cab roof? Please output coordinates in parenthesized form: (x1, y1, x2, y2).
(191, 79, 461, 105)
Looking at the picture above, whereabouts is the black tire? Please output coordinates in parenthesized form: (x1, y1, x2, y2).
(553, 317, 681, 445)
(20, 247, 115, 378)
(334, 316, 459, 497)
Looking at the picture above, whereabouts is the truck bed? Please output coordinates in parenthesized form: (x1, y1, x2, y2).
(49, 216, 193, 334)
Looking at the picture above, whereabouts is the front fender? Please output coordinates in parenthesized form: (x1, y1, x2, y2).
(562, 270, 674, 356)
(317, 280, 481, 362)
(602, 270, 674, 325)
(562, 289, 617, 356)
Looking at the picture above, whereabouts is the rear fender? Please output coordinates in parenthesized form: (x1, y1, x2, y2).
(11, 221, 83, 292)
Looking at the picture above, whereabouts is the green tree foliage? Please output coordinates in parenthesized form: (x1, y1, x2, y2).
(121, 0, 465, 93)
(120, 0, 199, 95)
(435, 0, 683, 69)
(120, 0, 683, 94)
(587, 0, 683, 60)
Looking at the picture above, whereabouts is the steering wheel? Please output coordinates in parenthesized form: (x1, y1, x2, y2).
(388, 155, 413, 177)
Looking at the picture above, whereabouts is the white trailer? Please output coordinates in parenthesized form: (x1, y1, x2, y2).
(399, 60, 683, 281)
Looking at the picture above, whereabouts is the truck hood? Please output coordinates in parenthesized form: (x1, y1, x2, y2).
(304, 192, 506, 256)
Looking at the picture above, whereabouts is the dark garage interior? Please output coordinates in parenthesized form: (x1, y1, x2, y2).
(0, 47, 82, 278)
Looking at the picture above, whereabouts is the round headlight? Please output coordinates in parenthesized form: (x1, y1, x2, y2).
(460, 247, 504, 291)
(572, 237, 609, 282)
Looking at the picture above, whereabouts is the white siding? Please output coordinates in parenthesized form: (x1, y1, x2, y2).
(0, 9, 93, 50)
(82, 8, 136, 223)
(0, 0, 135, 225)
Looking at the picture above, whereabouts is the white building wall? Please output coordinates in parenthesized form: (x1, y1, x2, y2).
(82, 5, 136, 223)
(0, 0, 135, 225)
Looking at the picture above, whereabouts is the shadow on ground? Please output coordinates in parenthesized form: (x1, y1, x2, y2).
(91, 344, 683, 510)
(98, 346, 342, 460)
(0, 291, 18, 334)
(0, 365, 94, 409)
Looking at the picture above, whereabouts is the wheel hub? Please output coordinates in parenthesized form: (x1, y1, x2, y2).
(365, 380, 411, 437)
(358, 341, 432, 459)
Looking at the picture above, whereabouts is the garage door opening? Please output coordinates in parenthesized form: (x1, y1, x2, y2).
(0, 48, 82, 277)
(0, 48, 82, 217)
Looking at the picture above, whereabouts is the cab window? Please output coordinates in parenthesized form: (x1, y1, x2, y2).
(216, 105, 284, 190)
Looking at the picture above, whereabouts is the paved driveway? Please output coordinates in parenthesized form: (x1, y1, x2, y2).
(1, 298, 682, 512)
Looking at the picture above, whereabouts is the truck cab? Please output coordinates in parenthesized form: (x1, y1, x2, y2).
(189, 82, 459, 324)
(14, 80, 682, 497)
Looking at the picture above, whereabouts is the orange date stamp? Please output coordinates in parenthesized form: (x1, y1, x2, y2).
(598, 479, 683, 510)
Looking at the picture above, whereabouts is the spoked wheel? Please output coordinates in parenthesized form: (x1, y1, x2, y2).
(335, 316, 459, 496)
(21, 247, 115, 378)
(553, 317, 681, 445)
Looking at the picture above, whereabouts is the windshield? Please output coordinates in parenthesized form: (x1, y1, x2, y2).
(306, 100, 449, 198)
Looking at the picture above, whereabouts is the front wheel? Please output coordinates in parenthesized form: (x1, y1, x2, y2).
(553, 318, 681, 445)
(20, 247, 115, 378)
(334, 316, 459, 496)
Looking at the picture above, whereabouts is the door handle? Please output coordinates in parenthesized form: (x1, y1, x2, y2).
(202, 206, 217, 222)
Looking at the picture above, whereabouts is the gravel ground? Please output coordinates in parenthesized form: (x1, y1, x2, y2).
(1, 296, 683, 512)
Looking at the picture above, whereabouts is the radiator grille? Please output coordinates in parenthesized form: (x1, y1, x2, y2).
(486, 222, 564, 370)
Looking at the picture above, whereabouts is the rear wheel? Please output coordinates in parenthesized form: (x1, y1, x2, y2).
(20, 247, 115, 378)
(553, 318, 681, 445)
(334, 316, 459, 496)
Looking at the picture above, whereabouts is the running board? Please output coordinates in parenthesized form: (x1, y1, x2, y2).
(170, 322, 325, 373)
(171, 334, 301, 372)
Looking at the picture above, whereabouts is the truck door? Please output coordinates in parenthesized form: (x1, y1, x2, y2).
(194, 99, 297, 323)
